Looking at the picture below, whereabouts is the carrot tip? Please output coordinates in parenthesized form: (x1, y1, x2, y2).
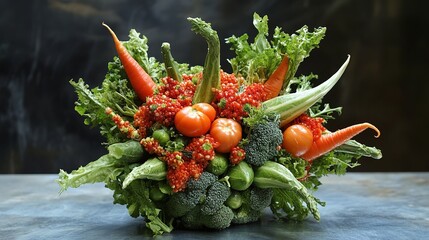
(102, 22, 117, 39)
(365, 123, 381, 138)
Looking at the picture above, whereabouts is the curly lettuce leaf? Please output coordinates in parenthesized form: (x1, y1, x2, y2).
(273, 25, 326, 92)
(57, 140, 171, 235)
(57, 154, 122, 192)
(227, 12, 326, 89)
(123, 29, 164, 81)
(227, 13, 279, 83)
(57, 141, 144, 192)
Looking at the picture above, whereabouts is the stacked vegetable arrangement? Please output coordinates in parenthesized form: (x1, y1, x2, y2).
(57, 14, 382, 235)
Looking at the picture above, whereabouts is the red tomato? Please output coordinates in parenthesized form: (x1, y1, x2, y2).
(210, 118, 242, 153)
(175, 106, 211, 137)
(282, 124, 314, 157)
(192, 103, 216, 122)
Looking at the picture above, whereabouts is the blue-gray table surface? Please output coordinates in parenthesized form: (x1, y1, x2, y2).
(1, 173, 428, 240)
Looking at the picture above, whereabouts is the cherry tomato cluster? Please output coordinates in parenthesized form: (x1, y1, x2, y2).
(174, 103, 242, 154)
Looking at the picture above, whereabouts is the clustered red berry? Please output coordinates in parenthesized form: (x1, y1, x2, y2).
(184, 134, 219, 168)
(133, 105, 153, 138)
(164, 151, 184, 169)
(166, 158, 205, 192)
(140, 137, 165, 155)
(135, 75, 197, 129)
(146, 95, 182, 127)
(167, 162, 191, 192)
(106, 107, 140, 139)
(229, 146, 245, 165)
(213, 71, 267, 121)
(157, 75, 196, 107)
(150, 134, 218, 192)
(291, 113, 326, 141)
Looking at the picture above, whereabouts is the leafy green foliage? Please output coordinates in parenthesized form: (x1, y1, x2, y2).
(57, 141, 144, 192)
(276, 150, 308, 179)
(270, 188, 324, 221)
(106, 176, 173, 235)
(123, 29, 164, 81)
(227, 12, 326, 89)
(57, 141, 172, 235)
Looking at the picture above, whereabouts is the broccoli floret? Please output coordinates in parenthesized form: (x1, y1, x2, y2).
(243, 119, 283, 166)
(165, 191, 201, 217)
(168, 172, 235, 229)
(186, 171, 217, 191)
(165, 172, 217, 217)
(249, 187, 273, 211)
(230, 187, 272, 224)
(181, 206, 204, 229)
(200, 181, 231, 215)
(202, 205, 234, 229)
(232, 205, 261, 224)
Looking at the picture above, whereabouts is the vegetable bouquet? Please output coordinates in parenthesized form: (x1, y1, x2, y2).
(57, 13, 382, 235)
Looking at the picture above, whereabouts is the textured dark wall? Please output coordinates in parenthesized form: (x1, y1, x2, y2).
(1, 0, 428, 173)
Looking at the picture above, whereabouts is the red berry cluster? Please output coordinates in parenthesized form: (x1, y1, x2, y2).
(167, 162, 191, 192)
(229, 146, 245, 165)
(133, 105, 153, 138)
(291, 113, 326, 141)
(164, 151, 184, 169)
(106, 107, 140, 139)
(138, 75, 197, 128)
(166, 160, 204, 192)
(157, 75, 196, 107)
(145, 95, 182, 127)
(213, 71, 267, 121)
(184, 134, 219, 168)
(140, 137, 165, 155)
(165, 134, 218, 192)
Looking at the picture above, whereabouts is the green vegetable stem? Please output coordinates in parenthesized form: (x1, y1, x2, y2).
(261, 55, 350, 127)
(336, 139, 383, 159)
(161, 42, 182, 82)
(188, 17, 221, 104)
(122, 157, 167, 189)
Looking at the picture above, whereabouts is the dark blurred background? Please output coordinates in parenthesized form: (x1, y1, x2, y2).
(1, 0, 428, 173)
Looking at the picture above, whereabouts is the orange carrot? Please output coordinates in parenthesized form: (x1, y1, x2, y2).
(102, 23, 156, 101)
(263, 55, 289, 99)
(301, 122, 380, 161)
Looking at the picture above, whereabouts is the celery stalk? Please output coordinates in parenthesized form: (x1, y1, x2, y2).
(262, 55, 350, 127)
(188, 17, 221, 104)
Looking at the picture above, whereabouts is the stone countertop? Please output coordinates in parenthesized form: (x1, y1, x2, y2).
(1, 173, 428, 239)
